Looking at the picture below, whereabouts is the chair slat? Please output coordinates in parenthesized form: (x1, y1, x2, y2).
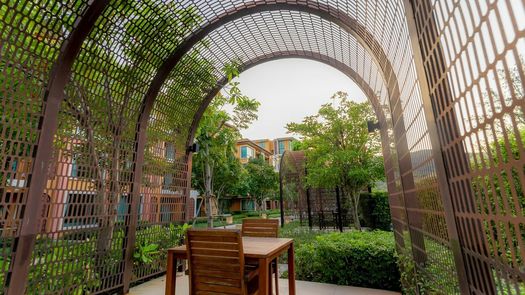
(187, 229, 257, 295)
(242, 219, 279, 238)
(190, 240, 240, 250)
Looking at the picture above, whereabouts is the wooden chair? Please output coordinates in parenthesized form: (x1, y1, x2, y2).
(242, 219, 280, 295)
(186, 229, 259, 295)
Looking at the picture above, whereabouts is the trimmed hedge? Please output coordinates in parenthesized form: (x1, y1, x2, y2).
(295, 230, 400, 291)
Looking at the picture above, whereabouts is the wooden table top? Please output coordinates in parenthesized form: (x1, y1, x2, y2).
(168, 237, 293, 259)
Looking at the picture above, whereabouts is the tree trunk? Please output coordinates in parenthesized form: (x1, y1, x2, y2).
(342, 184, 361, 231)
(351, 188, 361, 230)
(204, 144, 213, 228)
(96, 137, 120, 255)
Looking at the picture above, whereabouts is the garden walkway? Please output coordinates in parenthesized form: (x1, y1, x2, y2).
(129, 275, 401, 295)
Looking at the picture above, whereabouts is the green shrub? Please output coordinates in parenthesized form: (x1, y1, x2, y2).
(295, 231, 400, 291)
(278, 221, 330, 263)
(370, 192, 391, 231)
(360, 192, 392, 231)
(279, 221, 328, 248)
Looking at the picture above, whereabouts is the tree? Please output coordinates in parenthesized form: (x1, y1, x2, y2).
(286, 92, 384, 230)
(193, 64, 260, 227)
(243, 157, 279, 211)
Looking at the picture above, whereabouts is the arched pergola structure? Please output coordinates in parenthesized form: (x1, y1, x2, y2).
(1, 0, 524, 294)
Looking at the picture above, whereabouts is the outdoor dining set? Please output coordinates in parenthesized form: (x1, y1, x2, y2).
(165, 219, 296, 295)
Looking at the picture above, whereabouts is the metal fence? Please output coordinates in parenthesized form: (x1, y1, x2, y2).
(0, 0, 524, 294)
(279, 151, 346, 231)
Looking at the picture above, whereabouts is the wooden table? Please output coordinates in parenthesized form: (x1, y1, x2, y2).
(166, 237, 295, 295)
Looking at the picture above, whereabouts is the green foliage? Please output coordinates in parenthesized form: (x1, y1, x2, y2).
(396, 241, 461, 295)
(396, 247, 420, 295)
(295, 231, 400, 291)
(286, 92, 385, 229)
(471, 129, 525, 269)
(0, 223, 190, 294)
(134, 243, 159, 264)
(359, 192, 392, 231)
(192, 62, 260, 227)
(242, 157, 279, 210)
(25, 239, 101, 295)
(279, 221, 329, 249)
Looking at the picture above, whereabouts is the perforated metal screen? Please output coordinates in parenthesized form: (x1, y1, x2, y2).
(0, 0, 523, 294)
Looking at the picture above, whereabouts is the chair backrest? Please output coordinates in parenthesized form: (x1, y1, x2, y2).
(242, 218, 279, 238)
(186, 229, 245, 294)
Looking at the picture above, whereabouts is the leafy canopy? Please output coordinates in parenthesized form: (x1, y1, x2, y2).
(286, 92, 384, 190)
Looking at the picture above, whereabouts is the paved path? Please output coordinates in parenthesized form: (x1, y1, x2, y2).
(129, 275, 401, 295)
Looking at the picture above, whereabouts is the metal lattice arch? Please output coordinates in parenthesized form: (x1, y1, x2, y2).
(1, 0, 524, 294)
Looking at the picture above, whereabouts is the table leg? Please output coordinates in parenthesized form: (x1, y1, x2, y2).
(258, 257, 269, 295)
(165, 251, 176, 295)
(287, 244, 296, 295)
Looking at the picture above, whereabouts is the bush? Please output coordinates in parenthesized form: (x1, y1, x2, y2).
(295, 231, 400, 291)
(360, 192, 392, 231)
(279, 221, 328, 248)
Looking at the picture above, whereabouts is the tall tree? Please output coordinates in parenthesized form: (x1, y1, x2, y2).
(286, 92, 384, 230)
(193, 65, 260, 227)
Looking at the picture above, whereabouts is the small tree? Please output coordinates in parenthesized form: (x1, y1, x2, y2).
(193, 64, 260, 227)
(243, 157, 279, 211)
(286, 92, 384, 230)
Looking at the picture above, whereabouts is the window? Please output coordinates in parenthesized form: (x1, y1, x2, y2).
(163, 173, 173, 189)
(257, 142, 266, 149)
(160, 197, 178, 222)
(117, 195, 129, 222)
(10, 159, 17, 172)
(63, 193, 97, 228)
(71, 155, 90, 178)
(241, 199, 255, 211)
(165, 142, 175, 161)
(116, 195, 144, 222)
(278, 141, 285, 154)
(5, 158, 25, 187)
(241, 146, 255, 159)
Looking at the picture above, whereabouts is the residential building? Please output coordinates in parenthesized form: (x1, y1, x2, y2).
(1, 140, 194, 238)
(271, 137, 297, 171)
(235, 139, 273, 165)
(245, 137, 297, 171)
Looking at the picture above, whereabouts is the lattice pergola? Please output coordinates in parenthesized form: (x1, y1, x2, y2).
(279, 151, 307, 224)
(1, 0, 524, 294)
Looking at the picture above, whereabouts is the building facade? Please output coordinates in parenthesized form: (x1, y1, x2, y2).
(249, 137, 297, 171)
(234, 139, 273, 165)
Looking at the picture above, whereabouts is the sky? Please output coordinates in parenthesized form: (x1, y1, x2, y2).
(229, 58, 367, 140)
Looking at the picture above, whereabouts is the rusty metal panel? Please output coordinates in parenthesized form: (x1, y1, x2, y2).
(411, 0, 525, 293)
(131, 146, 190, 282)
(0, 0, 92, 293)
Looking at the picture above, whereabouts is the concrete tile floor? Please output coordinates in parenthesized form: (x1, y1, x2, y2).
(129, 274, 401, 295)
